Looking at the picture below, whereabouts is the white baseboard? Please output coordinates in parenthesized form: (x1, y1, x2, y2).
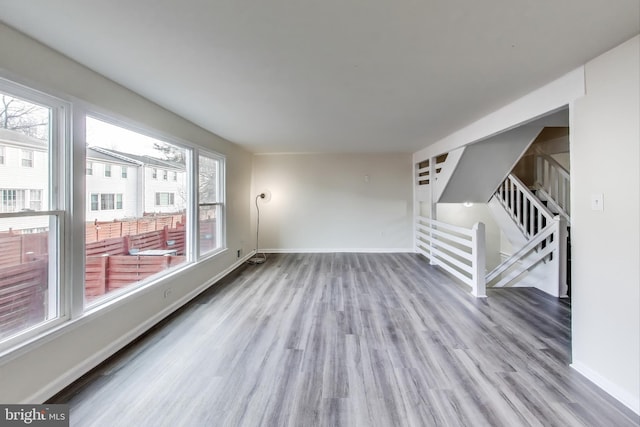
(25, 253, 254, 404)
(262, 248, 414, 254)
(571, 361, 640, 415)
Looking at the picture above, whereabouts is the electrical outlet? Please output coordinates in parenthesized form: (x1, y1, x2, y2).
(237, 249, 242, 258)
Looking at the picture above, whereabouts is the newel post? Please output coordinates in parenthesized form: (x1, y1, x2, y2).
(471, 222, 487, 298)
(555, 215, 568, 298)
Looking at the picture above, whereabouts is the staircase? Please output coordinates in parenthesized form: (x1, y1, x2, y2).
(413, 125, 571, 299)
(486, 152, 571, 297)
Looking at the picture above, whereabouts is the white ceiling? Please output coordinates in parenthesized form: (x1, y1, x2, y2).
(0, 1, 638, 153)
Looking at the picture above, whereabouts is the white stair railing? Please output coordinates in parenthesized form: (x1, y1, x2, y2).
(489, 173, 568, 297)
(495, 174, 555, 239)
(416, 216, 486, 297)
(486, 217, 566, 294)
(534, 152, 571, 221)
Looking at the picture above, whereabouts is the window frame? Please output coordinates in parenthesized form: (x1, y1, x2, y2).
(0, 77, 69, 353)
(0, 74, 228, 355)
(196, 150, 226, 259)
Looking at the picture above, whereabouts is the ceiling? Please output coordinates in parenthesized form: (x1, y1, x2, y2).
(0, 1, 638, 154)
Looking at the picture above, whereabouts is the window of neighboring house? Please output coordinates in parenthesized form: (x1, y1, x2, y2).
(0, 83, 62, 349)
(100, 193, 115, 210)
(121, 166, 127, 178)
(162, 170, 168, 180)
(85, 116, 188, 307)
(86, 161, 93, 175)
(29, 190, 42, 211)
(172, 171, 177, 181)
(155, 192, 174, 206)
(0, 146, 5, 165)
(0, 189, 26, 212)
(198, 152, 225, 257)
(104, 164, 112, 177)
(21, 149, 33, 167)
(90, 193, 99, 211)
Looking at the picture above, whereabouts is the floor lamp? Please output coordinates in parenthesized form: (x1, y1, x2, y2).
(247, 190, 271, 265)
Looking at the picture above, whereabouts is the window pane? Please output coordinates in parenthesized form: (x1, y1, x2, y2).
(198, 154, 222, 256)
(85, 117, 188, 305)
(0, 215, 58, 341)
(0, 91, 58, 342)
(0, 93, 50, 214)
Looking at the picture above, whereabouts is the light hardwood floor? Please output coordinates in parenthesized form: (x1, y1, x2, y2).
(51, 253, 639, 426)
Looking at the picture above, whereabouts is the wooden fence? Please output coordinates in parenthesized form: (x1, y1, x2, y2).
(0, 223, 189, 331)
(85, 255, 186, 301)
(86, 214, 184, 243)
(0, 260, 47, 339)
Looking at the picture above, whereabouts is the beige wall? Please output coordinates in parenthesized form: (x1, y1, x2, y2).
(0, 23, 253, 402)
(571, 35, 640, 412)
(252, 153, 413, 251)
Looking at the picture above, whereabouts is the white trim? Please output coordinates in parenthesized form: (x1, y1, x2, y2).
(263, 248, 414, 254)
(570, 361, 640, 415)
(23, 252, 254, 404)
(413, 67, 585, 161)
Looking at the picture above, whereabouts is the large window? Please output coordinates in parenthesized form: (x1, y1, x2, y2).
(0, 84, 64, 345)
(0, 75, 227, 351)
(85, 117, 188, 304)
(198, 153, 224, 256)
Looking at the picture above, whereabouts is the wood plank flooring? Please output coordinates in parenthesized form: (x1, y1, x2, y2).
(50, 253, 639, 426)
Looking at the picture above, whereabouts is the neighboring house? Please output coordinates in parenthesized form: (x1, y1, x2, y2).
(0, 128, 49, 233)
(0, 133, 186, 229)
(89, 147, 187, 217)
(86, 147, 141, 222)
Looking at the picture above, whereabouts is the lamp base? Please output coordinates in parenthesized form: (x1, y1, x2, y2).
(247, 256, 266, 265)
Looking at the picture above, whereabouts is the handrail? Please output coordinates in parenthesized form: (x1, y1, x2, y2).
(486, 222, 555, 282)
(533, 149, 570, 178)
(534, 152, 571, 219)
(495, 173, 555, 239)
(416, 216, 486, 297)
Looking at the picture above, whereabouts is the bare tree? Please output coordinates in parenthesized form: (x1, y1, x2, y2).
(152, 142, 185, 163)
(0, 94, 49, 139)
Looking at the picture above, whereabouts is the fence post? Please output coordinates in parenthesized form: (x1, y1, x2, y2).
(471, 222, 487, 298)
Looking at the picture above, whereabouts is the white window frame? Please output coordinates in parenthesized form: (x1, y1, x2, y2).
(0, 77, 69, 353)
(195, 150, 226, 259)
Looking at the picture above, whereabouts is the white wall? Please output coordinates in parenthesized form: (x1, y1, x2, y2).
(571, 35, 640, 413)
(252, 153, 413, 252)
(0, 23, 253, 403)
